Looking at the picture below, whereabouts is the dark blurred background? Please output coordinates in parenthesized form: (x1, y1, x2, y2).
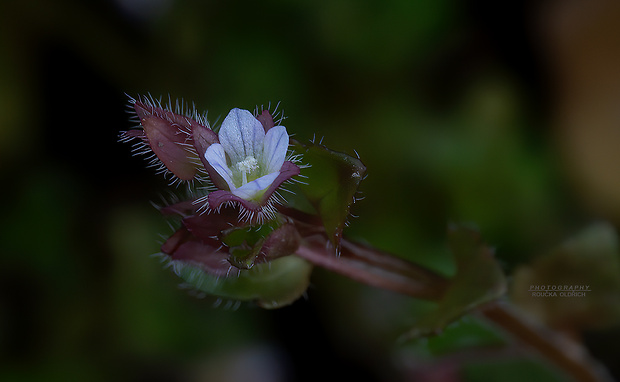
(2, 0, 620, 381)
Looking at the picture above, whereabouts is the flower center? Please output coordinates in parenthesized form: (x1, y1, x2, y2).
(236, 156, 259, 173)
(235, 155, 260, 186)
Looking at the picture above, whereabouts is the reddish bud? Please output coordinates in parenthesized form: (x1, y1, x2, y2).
(121, 97, 220, 182)
(140, 114, 198, 180)
(256, 109, 275, 132)
(258, 222, 301, 261)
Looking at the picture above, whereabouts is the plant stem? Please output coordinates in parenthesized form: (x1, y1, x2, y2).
(295, 237, 612, 382)
(295, 236, 449, 301)
(480, 303, 614, 382)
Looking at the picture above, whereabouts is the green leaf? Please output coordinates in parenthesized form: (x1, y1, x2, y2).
(290, 140, 366, 249)
(462, 358, 569, 382)
(170, 255, 313, 309)
(424, 316, 507, 356)
(511, 222, 620, 330)
(403, 225, 507, 339)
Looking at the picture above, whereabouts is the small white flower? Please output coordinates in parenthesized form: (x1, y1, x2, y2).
(205, 108, 289, 202)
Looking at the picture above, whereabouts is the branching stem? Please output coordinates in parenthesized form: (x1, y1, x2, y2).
(295, 237, 612, 382)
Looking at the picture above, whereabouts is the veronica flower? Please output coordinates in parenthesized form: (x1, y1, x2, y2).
(120, 95, 367, 308)
(200, 108, 300, 220)
(120, 96, 301, 222)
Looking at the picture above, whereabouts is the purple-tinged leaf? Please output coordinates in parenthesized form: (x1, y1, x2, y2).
(182, 208, 241, 242)
(161, 226, 232, 277)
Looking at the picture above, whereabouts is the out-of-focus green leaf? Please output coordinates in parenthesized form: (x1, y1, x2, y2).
(462, 358, 569, 382)
(289, 140, 366, 250)
(424, 316, 507, 356)
(171, 255, 313, 309)
(403, 225, 507, 339)
(511, 223, 620, 330)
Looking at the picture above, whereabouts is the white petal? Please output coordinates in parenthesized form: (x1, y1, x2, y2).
(204, 143, 236, 191)
(219, 108, 265, 164)
(262, 125, 289, 174)
(231, 172, 280, 200)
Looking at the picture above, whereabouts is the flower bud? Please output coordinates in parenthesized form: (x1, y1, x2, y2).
(121, 97, 219, 183)
(258, 222, 301, 261)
